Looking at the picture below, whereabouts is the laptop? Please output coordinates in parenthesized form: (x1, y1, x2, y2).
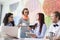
(1, 26, 18, 38)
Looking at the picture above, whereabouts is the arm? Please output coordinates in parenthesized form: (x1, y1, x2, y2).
(18, 18, 22, 28)
(28, 19, 30, 26)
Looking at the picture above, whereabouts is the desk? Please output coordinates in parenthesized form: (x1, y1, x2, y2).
(0, 38, 41, 40)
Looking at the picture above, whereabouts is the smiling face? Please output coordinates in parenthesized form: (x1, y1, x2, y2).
(50, 13, 58, 23)
(8, 15, 13, 22)
(22, 8, 29, 16)
(24, 10, 29, 16)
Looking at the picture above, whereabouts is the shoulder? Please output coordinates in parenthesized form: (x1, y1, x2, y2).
(43, 24, 47, 27)
(6, 23, 13, 26)
(47, 23, 54, 30)
(43, 24, 47, 29)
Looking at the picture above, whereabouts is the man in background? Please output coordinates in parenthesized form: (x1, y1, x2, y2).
(44, 11, 60, 40)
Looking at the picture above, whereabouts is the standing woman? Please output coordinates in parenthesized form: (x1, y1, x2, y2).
(30, 13, 47, 38)
(18, 8, 30, 38)
(3, 13, 15, 26)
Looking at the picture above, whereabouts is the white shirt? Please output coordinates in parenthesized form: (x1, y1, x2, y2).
(45, 21, 60, 36)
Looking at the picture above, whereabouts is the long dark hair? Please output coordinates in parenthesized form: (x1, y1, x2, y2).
(38, 13, 45, 33)
(3, 13, 15, 26)
(33, 13, 45, 33)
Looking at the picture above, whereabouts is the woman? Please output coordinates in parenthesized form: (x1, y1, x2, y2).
(18, 8, 30, 38)
(29, 13, 47, 38)
(3, 13, 15, 26)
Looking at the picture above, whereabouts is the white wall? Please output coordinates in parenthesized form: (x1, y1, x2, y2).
(1, 0, 21, 25)
(1, 0, 45, 25)
(1, 3, 9, 26)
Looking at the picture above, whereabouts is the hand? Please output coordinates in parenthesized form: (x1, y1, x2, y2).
(53, 36, 56, 40)
(31, 34, 37, 38)
(53, 36, 60, 40)
(28, 27, 32, 30)
(18, 24, 22, 28)
(44, 36, 50, 40)
(46, 36, 50, 39)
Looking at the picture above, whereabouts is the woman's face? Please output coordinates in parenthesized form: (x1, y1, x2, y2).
(8, 15, 13, 22)
(24, 10, 29, 16)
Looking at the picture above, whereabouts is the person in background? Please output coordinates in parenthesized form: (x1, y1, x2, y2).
(18, 8, 30, 38)
(28, 13, 47, 38)
(44, 11, 60, 40)
(3, 13, 15, 26)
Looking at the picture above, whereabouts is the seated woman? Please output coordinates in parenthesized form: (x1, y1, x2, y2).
(3, 13, 15, 26)
(28, 13, 47, 38)
(2, 13, 17, 39)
